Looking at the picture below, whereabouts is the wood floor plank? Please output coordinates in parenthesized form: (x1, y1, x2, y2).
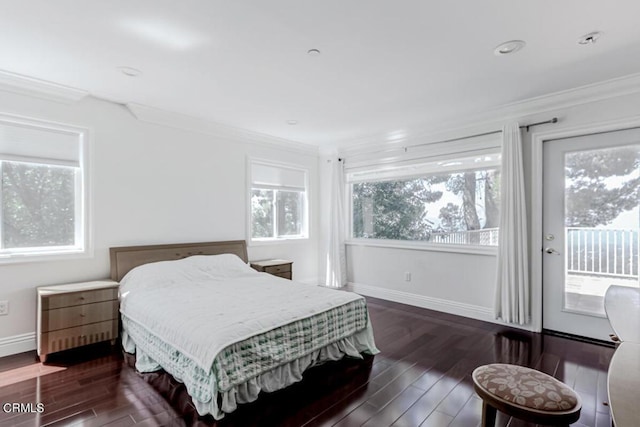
(434, 381, 475, 418)
(368, 365, 428, 408)
(534, 352, 560, 376)
(595, 370, 610, 414)
(98, 415, 136, 427)
(576, 390, 597, 427)
(43, 408, 96, 426)
(308, 362, 421, 426)
(447, 395, 482, 427)
(416, 410, 454, 427)
(331, 402, 380, 427)
(391, 375, 462, 426)
(361, 385, 424, 427)
(595, 410, 612, 427)
(410, 369, 445, 393)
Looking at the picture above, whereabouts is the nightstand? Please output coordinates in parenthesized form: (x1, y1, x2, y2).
(37, 280, 119, 362)
(250, 259, 293, 280)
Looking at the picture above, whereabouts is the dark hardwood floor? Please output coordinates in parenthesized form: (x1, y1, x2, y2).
(0, 297, 614, 426)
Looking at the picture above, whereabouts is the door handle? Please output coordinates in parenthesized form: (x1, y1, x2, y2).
(545, 247, 560, 255)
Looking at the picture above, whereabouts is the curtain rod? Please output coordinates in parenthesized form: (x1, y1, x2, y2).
(341, 117, 559, 160)
(521, 117, 558, 132)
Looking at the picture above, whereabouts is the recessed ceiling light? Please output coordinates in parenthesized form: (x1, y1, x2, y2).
(117, 66, 142, 77)
(494, 40, 526, 56)
(287, 120, 298, 125)
(307, 49, 321, 57)
(578, 31, 602, 45)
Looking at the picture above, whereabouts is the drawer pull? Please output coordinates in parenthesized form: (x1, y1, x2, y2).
(80, 313, 86, 317)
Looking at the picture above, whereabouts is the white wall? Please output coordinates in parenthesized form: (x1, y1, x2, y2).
(329, 86, 640, 330)
(347, 245, 497, 320)
(0, 91, 320, 355)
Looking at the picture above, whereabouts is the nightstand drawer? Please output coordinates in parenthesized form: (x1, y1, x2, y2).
(273, 271, 292, 280)
(43, 288, 118, 310)
(41, 300, 119, 332)
(264, 264, 292, 274)
(41, 320, 119, 355)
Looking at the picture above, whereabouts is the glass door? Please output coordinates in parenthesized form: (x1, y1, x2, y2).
(542, 128, 640, 340)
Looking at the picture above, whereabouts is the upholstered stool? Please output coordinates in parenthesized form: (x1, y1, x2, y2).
(472, 364, 581, 426)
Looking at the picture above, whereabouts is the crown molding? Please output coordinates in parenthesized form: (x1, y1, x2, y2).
(0, 69, 88, 104)
(339, 72, 640, 156)
(126, 103, 319, 156)
(469, 71, 640, 125)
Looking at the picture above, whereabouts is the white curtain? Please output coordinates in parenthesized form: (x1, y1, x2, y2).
(495, 122, 530, 324)
(325, 158, 347, 288)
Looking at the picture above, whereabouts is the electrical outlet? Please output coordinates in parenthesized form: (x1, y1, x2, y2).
(0, 300, 8, 316)
(404, 272, 411, 282)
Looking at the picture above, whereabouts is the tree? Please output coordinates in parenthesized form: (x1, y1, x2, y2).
(352, 177, 443, 241)
(445, 172, 481, 230)
(436, 169, 500, 245)
(438, 203, 464, 232)
(565, 147, 640, 227)
(277, 190, 303, 236)
(482, 170, 500, 228)
(2, 162, 76, 248)
(353, 169, 500, 244)
(251, 189, 274, 238)
(252, 189, 305, 238)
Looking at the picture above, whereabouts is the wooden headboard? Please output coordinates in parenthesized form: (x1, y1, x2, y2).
(109, 240, 248, 282)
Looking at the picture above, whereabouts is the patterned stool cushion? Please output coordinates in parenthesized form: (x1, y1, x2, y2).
(472, 364, 580, 412)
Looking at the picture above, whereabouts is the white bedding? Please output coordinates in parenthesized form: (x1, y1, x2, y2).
(119, 254, 366, 372)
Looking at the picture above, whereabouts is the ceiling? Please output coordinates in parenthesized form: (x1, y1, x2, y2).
(1, 1, 640, 147)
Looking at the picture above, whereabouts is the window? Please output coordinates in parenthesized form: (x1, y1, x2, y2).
(0, 115, 88, 260)
(348, 151, 501, 246)
(249, 160, 308, 241)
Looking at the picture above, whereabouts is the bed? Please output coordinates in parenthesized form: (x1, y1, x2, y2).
(110, 240, 378, 420)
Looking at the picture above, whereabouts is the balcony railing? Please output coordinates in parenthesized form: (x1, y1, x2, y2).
(567, 227, 638, 279)
(430, 228, 499, 246)
(428, 227, 638, 280)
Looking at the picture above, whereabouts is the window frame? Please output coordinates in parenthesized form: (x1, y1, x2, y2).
(0, 113, 91, 263)
(344, 137, 501, 255)
(247, 158, 309, 245)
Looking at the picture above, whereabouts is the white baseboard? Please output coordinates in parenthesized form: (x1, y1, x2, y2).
(348, 282, 536, 332)
(0, 332, 36, 357)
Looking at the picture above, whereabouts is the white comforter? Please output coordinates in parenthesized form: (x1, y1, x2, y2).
(119, 254, 364, 371)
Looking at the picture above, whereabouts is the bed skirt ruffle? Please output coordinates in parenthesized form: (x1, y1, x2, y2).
(122, 318, 378, 420)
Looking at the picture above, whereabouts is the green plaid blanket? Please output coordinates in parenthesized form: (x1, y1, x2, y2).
(122, 297, 369, 403)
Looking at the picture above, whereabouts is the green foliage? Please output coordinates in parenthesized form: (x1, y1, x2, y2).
(2, 161, 76, 248)
(251, 189, 273, 238)
(446, 172, 481, 230)
(482, 170, 500, 228)
(438, 203, 464, 232)
(277, 191, 303, 236)
(443, 170, 500, 231)
(565, 146, 640, 227)
(352, 177, 443, 241)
